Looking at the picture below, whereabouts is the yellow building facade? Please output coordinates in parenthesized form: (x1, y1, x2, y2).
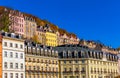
(25, 42, 59, 78)
(54, 44, 118, 78)
(59, 58, 118, 78)
(45, 31, 58, 47)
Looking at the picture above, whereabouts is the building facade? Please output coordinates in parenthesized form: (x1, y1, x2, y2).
(36, 26, 46, 45)
(45, 31, 58, 47)
(9, 10, 25, 35)
(0, 35, 2, 78)
(69, 36, 79, 45)
(54, 44, 118, 78)
(25, 41, 59, 78)
(1, 32, 25, 78)
(24, 16, 37, 39)
(57, 34, 69, 46)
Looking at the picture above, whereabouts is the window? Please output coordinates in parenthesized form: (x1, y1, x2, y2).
(56, 68, 58, 71)
(64, 76, 67, 78)
(20, 53, 23, 59)
(10, 63, 13, 68)
(4, 73, 7, 78)
(10, 52, 13, 58)
(76, 68, 78, 71)
(29, 66, 31, 70)
(15, 73, 18, 78)
(81, 60, 85, 63)
(15, 44, 18, 48)
(4, 62, 7, 68)
(52, 67, 54, 71)
(64, 61, 66, 64)
(15, 53, 18, 58)
(4, 42, 7, 46)
(69, 61, 71, 63)
(33, 66, 36, 70)
(64, 68, 67, 71)
(69, 68, 72, 71)
(10, 73, 13, 78)
(10, 43, 13, 47)
(4, 51, 7, 57)
(21, 63, 23, 69)
(37, 59, 39, 63)
(29, 58, 31, 62)
(82, 76, 85, 78)
(20, 45, 23, 49)
(15, 63, 18, 69)
(76, 76, 79, 78)
(75, 60, 78, 63)
(81, 67, 85, 73)
(37, 66, 40, 70)
(21, 73, 23, 78)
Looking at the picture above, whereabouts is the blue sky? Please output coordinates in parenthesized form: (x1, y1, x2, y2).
(1, 0, 120, 48)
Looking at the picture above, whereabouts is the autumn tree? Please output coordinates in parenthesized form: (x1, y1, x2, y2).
(0, 6, 15, 32)
(0, 9, 11, 32)
(32, 34, 39, 43)
(117, 47, 120, 51)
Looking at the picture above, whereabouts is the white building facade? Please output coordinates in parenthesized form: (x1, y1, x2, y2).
(2, 33, 25, 78)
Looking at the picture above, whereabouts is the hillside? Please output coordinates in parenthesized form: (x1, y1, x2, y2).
(0, 6, 78, 38)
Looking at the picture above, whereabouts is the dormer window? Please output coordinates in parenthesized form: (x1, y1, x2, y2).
(63, 51, 66, 58)
(33, 48, 36, 54)
(45, 49, 47, 55)
(52, 50, 54, 56)
(68, 51, 71, 58)
(74, 51, 78, 58)
(48, 50, 51, 56)
(37, 48, 40, 54)
(81, 51, 84, 58)
(93, 52, 96, 58)
(96, 52, 99, 59)
(55, 51, 58, 57)
(28, 47, 31, 53)
(90, 51, 92, 57)
(41, 48, 43, 55)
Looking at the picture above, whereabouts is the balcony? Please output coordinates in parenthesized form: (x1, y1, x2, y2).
(94, 71, 96, 74)
(97, 71, 100, 74)
(32, 61, 36, 63)
(91, 71, 93, 74)
(26, 69, 44, 73)
(81, 70, 86, 74)
(104, 71, 107, 74)
(25, 70, 34, 73)
(63, 71, 73, 74)
(74, 71, 79, 74)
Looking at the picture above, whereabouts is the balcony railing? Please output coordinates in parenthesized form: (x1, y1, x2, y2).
(74, 71, 79, 74)
(63, 71, 73, 74)
(81, 70, 86, 74)
(25, 70, 59, 74)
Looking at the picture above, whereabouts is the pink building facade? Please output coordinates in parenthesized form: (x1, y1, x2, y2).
(9, 10, 24, 35)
